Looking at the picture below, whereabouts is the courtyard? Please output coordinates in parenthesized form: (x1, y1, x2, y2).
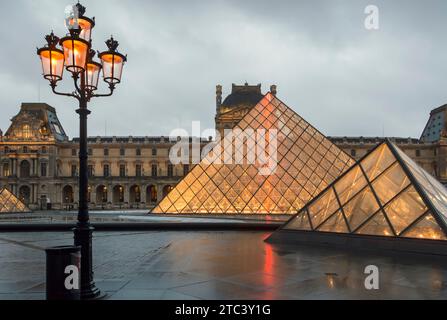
(1, 227, 447, 300)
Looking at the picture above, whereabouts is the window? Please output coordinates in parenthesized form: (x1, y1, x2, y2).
(416, 149, 421, 157)
(151, 164, 158, 177)
(20, 161, 30, 178)
(120, 165, 126, 177)
(71, 165, 77, 177)
(22, 124, 32, 139)
(72, 149, 77, 156)
(23, 147, 28, 153)
(434, 149, 438, 156)
(41, 147, 47, 154)
(104, 148, 109, 156)
(183, 164, 190, 176)
(103, 164, 110, 177)
(136, 164, 142, 177)
(168, 164, 174, 177)
(120, 148, 125, 156)
(88, 165, 94, 177)
(136, 148, 141, 156)
(40, 163, 47, 177)
(88, 148, 93, 156)
(350, 149, 356, 157)
(2, 163, 10, 177)
(152, 148, 157, 156)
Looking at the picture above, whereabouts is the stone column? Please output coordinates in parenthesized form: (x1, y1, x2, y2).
(124, 184, 130, 206)
(140, 185, 147, 204)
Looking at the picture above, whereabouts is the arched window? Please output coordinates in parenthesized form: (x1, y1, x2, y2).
(130, 185, 141, 203)
(96, 185, 108, 203)
(19, 186, 31, 204)
(62, 185, 74, 203)
(113, 185, 125, 203)
(20, 160, 30, 178)
(147, 185, 157, 203)
(163, 185, 173, 197)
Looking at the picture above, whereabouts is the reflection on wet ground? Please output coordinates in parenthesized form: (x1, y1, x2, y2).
(1, 231, 447, 300)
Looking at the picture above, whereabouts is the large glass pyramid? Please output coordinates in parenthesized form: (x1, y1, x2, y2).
(0, 188, 30, 213)
(274, 140, 447, 241)
(152, 93, 354, 214)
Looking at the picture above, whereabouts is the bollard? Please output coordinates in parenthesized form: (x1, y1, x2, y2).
(45, 245, 81, 300)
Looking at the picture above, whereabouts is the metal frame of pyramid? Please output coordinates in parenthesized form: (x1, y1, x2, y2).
(267, 140, 447, 256)
(152, 93, 354, 214)
(0, 188, 30, 213)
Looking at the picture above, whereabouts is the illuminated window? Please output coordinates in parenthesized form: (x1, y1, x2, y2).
(2, 163, 10, 177)
(22, 125, 32, 139)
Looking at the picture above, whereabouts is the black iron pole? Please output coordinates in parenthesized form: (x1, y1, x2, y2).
(73, 73, 101, 299)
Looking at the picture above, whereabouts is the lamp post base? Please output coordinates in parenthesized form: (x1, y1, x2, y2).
(73, 224, 102, 300)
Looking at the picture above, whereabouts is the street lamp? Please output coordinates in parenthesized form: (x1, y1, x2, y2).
(37, 2, 127, 300)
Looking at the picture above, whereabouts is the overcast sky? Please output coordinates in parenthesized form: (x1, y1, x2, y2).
(1, 0, 446, 139)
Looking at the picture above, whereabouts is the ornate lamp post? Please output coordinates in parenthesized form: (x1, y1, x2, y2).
(37, 3, 127, 299)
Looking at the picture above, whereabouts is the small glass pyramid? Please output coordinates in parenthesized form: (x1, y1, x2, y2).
(0, 188, 30, 213)
(152, 93, 354, 214)
(277, 140, 447, 241)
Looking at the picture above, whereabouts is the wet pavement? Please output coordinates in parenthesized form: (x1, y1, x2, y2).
(0, 211, 289, 224)
(1, 230, 447, 300)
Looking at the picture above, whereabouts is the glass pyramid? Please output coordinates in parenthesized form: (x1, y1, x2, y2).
(0, 188, 30, 213)
(278, 140, 447, 241)
(152, 93, 354, 214)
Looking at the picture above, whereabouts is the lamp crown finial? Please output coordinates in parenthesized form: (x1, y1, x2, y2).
(105, 36, 119, 52)
(45, 31, 60, 48)
(75, 2, 86, 17)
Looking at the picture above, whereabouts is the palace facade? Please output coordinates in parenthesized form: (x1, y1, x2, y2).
(1, 83, 447, 210)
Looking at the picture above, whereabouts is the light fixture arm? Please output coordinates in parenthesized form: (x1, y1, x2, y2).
(50, 82, 81, 101)
(91, 83, 115, 98)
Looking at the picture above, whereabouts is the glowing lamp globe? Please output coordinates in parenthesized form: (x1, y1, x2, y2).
(60, 28, 90, 74)
(99, 37, 127, 85)
(37, 32, 65, 83)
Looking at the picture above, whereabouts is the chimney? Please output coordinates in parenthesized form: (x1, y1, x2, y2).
(216, 85, 222, 114)
(270, 84, 277, 96)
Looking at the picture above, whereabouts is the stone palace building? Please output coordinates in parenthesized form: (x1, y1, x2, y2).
(1, 83, 447, 210)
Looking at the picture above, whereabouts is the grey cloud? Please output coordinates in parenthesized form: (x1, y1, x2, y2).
(0, 0, 446, 139)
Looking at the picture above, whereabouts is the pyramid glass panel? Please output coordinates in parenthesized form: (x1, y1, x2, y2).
(394, 147, 447, 222)
(317, 210, 349, 233)
(384, 186, 427, 235)
(152, 93, 354, 214)
(401, 212, 447, 241)
(0, 188, 30, 213)
(276, 141, 447, 242)
(356, 211, 394, 237)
